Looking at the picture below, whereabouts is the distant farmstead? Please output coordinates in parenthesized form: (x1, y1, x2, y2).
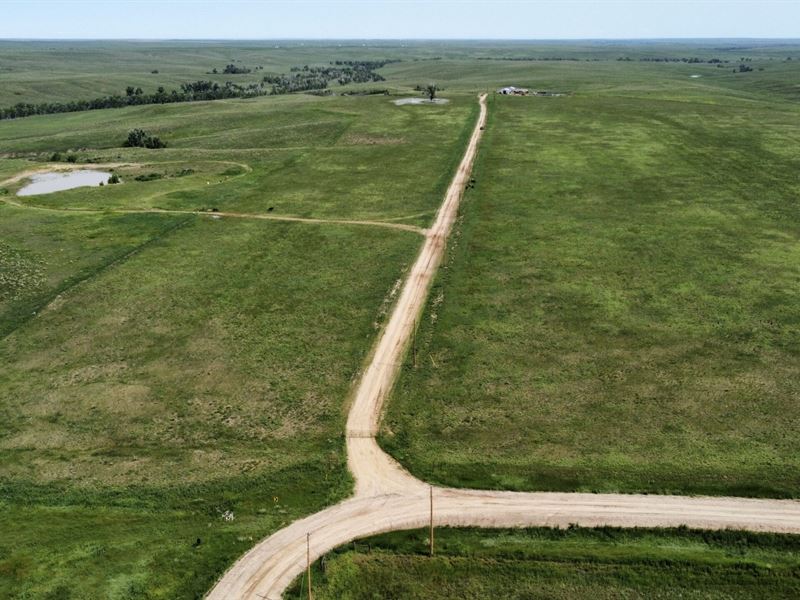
(497, 86, 566, 98)
(498, 86, 529, 95)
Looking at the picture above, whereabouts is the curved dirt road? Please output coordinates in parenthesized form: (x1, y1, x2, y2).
(208, 94, 800, 599)
(1, 197, 426, 234)
(1, 166, 424, 235)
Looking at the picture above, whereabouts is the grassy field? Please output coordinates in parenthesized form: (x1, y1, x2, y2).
(384, 78, 800, 497)
(0, 215, 420, 597)
(1, 92, 475, 225)
(0, 43, 481, 597)
(291, 526, 800, 599)
(0, 204, 189, 339)
(3, 39, 800, 598)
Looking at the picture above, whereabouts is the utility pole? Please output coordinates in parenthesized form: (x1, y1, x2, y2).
(412, 318, 417, 369)
(429, 486, 434, 557)
(307, 533, 312, 600)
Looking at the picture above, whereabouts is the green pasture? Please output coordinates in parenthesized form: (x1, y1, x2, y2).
(1, 93, 475, 224)
(3, 39, 800, 599)
(384, 87, 800, 497)
(2, 39, 800, 108)
(292, 527, 800, 599)
(0, 215, 419, 598)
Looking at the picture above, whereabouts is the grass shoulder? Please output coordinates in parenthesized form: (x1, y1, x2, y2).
(290, 526, 800, 599)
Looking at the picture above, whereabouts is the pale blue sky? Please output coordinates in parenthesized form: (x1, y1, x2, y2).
(2, 0, 799, 40)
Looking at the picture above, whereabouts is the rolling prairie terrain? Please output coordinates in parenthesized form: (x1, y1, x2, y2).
(2, 39, 800, 598)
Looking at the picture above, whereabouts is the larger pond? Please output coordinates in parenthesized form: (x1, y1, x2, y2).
(17, 170, 112, 196)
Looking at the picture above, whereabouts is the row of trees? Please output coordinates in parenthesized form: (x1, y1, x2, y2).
(0, 80, 268, 120)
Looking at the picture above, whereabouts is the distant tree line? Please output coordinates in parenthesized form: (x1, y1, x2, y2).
(617, 56, 730, 63)
(341, 88, 390, 96)
(0, 80, 267, 121)
(477, 57, 601, 62)
(478, 56, 761, 65)
(1, 60, 399, 121)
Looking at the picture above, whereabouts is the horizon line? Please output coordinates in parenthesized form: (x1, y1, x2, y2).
(2, 36, 800, 42)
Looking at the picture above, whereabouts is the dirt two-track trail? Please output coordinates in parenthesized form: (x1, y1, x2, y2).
(208, 94, 800, 599)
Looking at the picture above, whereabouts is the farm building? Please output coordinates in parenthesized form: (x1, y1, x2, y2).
(498, 86, 529, 95)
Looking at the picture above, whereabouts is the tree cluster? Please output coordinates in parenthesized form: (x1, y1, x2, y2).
(263, 61, 396, 94)
(210, 64, 252, 75)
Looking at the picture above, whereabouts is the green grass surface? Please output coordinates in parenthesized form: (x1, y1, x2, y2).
(1, 93, 474, 224)
(0, 44, 476, 594)
(291, 527, 800, 599)
(0, 217, 419, 598)
(384, 90, 800, 498)
(2, 39, 799, 105)
(4, 40, 800, 598)
(0, 205, 189, 339)
(0, 45, 479, 596)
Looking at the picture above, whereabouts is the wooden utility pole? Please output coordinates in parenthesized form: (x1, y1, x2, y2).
(412, 318, 417, 369)
(429, 486, 434, 557)
(307, 533, 312, 600)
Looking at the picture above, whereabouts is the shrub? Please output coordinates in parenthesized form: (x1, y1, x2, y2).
(50, 152, 62, 162)
(222, 64, 251, 74)
(123, 129, 166, 149)
(107, 174, 121, 184)
(66, 154, 77, 163)
(124, 128, 147, 147)
(144, 136, 166, 149)
(134, 173, 163, 182)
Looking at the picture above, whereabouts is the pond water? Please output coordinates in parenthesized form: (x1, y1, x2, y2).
(17, 170, 112, 196)
(392, 98, 450, 106)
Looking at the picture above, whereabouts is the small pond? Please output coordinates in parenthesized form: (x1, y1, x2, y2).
(393, 98, 450, 106)
(17, 170, 112, 196)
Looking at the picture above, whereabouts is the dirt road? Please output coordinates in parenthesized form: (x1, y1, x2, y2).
(207, 93, 800, 599)
(2, 165, 424, 235)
